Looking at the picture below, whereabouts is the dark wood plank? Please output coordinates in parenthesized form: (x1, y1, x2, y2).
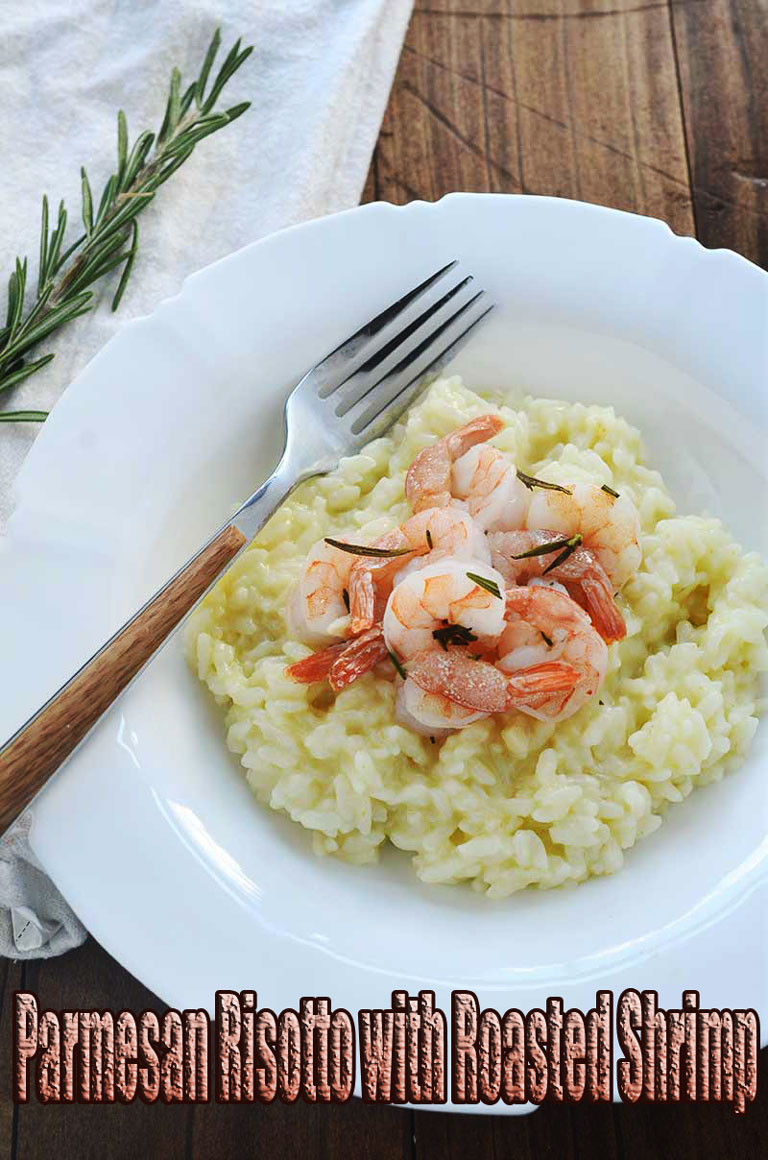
(366, 0, 695, 236)
(0, 955, 23, 1158)
(671, 0, 768, 265)
(14, 942, 191, 1160)
(189, 1087, 412, 1160)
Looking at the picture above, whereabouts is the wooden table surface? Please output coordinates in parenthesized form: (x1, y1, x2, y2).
(2, 1, 766, 1156)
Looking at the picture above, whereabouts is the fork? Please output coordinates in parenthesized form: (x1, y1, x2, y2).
(0, 261, 493, 833)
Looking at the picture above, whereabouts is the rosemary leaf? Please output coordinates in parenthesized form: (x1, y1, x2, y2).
(196, 27, 222, 108)
(466, 572, 502, 599)
(0, 409, 48, 423)
(121, 132, 154, 192)
(601, 483, 620, 498)
(511, 534, 583, 560)
(387, 649, 407, 680)
(80, 168, 94, 234)
(158, 67, 183, 147)
(112, 220, 139, 312)
(324, 537, 411, 559)
(432, 624, 478, 650)
(38, 196, 49, 294)
(46, 201, 68, 275)
(0, 353, 55, 394)
(5, 270, 21, 338)
(202, 42, 253, 114)
(94, 175, 118, 228)
(516, 469, 572, 494)
(180, 82, 197, 118)
(117, 111, 128, 185)
(224, 101, 251, 124)
(542, 536, 583, 574)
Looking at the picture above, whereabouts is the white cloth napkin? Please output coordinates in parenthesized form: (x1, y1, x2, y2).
(0, 0, 412, 957)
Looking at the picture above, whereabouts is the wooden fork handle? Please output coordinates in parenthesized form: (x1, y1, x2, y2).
(0, 522, 247, 835)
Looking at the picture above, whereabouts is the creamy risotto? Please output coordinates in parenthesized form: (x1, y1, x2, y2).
(186, 377, 768, 896)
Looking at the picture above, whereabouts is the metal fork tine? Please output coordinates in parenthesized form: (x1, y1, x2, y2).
(315, 260, 460, 398)
(351, 296, 495, 438)
(333, 275, 476, 416)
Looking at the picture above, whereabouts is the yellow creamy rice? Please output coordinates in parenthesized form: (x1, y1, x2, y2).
(186, 377, 768, 896)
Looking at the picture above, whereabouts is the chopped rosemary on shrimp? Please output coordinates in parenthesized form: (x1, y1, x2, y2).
(387, 649, 407, 679)
(543, 536, 584, 574)
(432, 624, 479, 650)
(466, 572, 502, 599)
(324, 537, 411, 558)
(601, 483, 620, 498)
(516, 470, 572, 494)
(511, 534, 583, 561)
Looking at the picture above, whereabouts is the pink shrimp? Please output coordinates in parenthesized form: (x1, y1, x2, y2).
(451, 443, 529, 530)
(404, 414, 504, 513)
(285, 626, 387, 692)
(382, 558, 507, 662)
(399, 649, 581, 736)
(497, 585, 608, 720)
(286, 538, 355, 646)
(524, 482, 641, 590)
(348, 506, 489, 635)
(488, 529, 627, 643)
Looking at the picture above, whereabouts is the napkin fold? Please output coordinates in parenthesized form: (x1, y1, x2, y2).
(0, 0, 412, 958)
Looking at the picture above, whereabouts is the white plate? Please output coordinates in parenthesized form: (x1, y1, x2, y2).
(2, 195, 766, 1113)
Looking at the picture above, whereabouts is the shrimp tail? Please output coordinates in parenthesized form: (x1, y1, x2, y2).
(286, 627, 386, 689)
(446, 413, 504, 455)
(504, 661, 581, 706)
(348, 570, 377, 635)
(328, 627, 387, 691)
(578, 575, 627, 643)
(285, 641, 347, 684)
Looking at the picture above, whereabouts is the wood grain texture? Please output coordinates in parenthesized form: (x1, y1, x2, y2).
(0, 523, 246, 834)
(671, 0, 768, 262)
(366, 0, 696, 237)
(2, 1, 767, 1157)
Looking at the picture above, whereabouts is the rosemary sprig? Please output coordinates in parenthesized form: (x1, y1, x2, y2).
(0, 29, 252, 424)
(466, 572, 502, 599)
(324, 537, 411, 559)
(516, 469, 572, 495)
(432, 624, 478, 650)
(387, 649, 407, 680)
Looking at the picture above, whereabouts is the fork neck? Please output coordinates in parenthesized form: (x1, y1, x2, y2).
(232, 449, 327, 543)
